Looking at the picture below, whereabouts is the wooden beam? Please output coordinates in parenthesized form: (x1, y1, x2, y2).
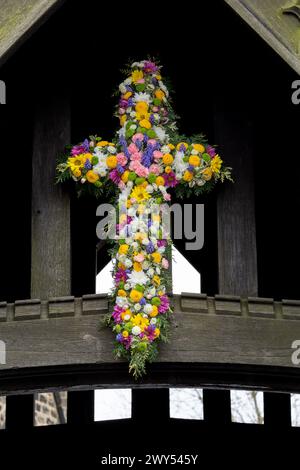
(31, 92, 71, 299)
(6, 394, 34, 430)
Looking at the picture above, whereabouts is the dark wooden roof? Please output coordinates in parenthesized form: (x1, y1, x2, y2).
(0, 0, 65, 67)
(225, 0, 300, 75)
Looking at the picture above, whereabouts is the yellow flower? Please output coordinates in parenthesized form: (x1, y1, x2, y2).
(189, 155, 201, 167)
(122, 331, 129, 338)
(118, 289, 127, 297)
(137, 204, 145, 214)
(135, 101, 149, 113)
(150, 305, 158, 317)
(72, 168, 82, 178)
(152, 214, 160, 222)
(155, 176, 165, 186)
(121, 309, 131, 321)
(176, 142, 188, 151)
(152, 252, 162, 264)
(153, 275, 161, 286)
(211, 155, 223, 174)
(106, 155, 118, 168)
(97, 141, 109, 147)
(119, 214, 127, 224)
(118, 262, 125, 270)
(183, 171, 193, 182)
(133, 262, 142, 272)
(136, 111, 150, 121)
(168, 143, 175, 150)
(130, 290, 143, 303)
(165, 166, 172, 174)
(162, 153, 173, 165)
(202, 168, 213, 181)
(131, 185, 150, 202)
(193, 143, 205, 153)
(155, 89, 165, 100)
(118, 244, 129, 255)
(131, 313, 149, 330)
(126, 199, 131, 208)
(154, 328, 160, 337)
(135, 232, 147, 241)
(67, 155, 85, 172)
(132, 70, 144, 83)
(139, 119, 151, 129)
(120, 115, 127, 126)
(123, 91, 132, 100)
(86, 170, 99, 183)
(121, 170, 129, 183)
(155, 74, 162, 80)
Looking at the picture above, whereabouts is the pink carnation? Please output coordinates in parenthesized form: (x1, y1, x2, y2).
(119, 108, 126, 115)
(149, 164, 160, 175)
(132, 133, 144, 143)
(152, 106, 159, 112)
(128, 143, 139, 154)
(134, 254, 145, 263)
(153, 151, 163, 160)
(163, 193, 171, 201)
(130, 152, 142, 162)
(148, 139, 157, 146)
(129, 161, 149, 177)
(117, 153, 127, 166)
(136, 79, 145, 84)
(162, 258, 169, 269)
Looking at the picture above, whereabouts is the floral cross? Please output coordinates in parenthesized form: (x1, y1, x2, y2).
(57, 59, 232, 378)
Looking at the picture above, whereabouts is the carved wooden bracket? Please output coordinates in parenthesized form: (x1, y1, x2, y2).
(283, 1, 300, 21)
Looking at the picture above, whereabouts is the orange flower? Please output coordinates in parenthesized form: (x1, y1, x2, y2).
(86, 170, 99, 183)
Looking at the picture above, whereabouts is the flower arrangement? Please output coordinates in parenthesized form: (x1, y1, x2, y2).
(57, 59, 232, 378)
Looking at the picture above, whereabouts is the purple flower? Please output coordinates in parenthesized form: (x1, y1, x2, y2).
(206, 145, 216, 157)
(117, 164, 125, 174)
(109, 169, 121, 184)
(120, 99, 128, 108)
(150, 114, 155, 125)
(143, 61, 159, 73)
(84, 159, 92, 170)
(128, 98, 134, 107)
(180, 144, 187, 152)
(157, 239, 167, 248)
(82, 139, 90, 152)
(163, 171, 178, 188)
(146, 242, 155, 254)
(139, 297, 146, 306)
(187, 165, 194, 172)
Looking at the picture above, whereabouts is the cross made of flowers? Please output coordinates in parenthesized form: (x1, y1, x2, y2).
(57, 59, 232, 378)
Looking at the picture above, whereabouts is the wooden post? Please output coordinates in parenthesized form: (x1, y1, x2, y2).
(31, 93, 71, 299)
(203, 108, 258, 424)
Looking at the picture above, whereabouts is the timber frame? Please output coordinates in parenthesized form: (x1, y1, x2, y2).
(1, 293, 300, 395)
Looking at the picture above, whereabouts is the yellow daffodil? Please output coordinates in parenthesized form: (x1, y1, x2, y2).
(130, 185, 150, 202)
(139, 119, 151, 129)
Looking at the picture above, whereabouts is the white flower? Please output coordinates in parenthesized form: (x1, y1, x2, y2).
(132, 326, 141, 336)
(156, 267, 161, 275)
(144, 304, 153, 314)
(161, 145, 170, 154)
(191, 149, 199, 155)
(132, 242, 139, 250)
(131, 61, 144, 69)
(124, 283, 130, 290)
(159, 81, 169, 97)
(153, 126, 167, 142)
(142, 261, 150, 270)
(124, 77, 132, 85)
(119, 83, 127, 94)
(148, 84, 155, 90)
(148, 268, 155, 277)
(130, 124, 137, 131)
(148, 287, 156, 297)
(124, 258, 133, 268)
(146, 185, 154, 193)
(130, 111, 136, 118)
(124, 314, 131, 321)
(116, 296, 127, 307)
(134, 303, 142, 312)
(133, 92, 151, 104)
(141, 237, 150, 246)
(150, 318, 157, 325)
(127, 270, 149, 286)
(108, 146, 116, 154)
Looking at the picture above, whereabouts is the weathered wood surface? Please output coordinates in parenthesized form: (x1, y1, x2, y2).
(225, 0, 300, 75)
(31, 94, 71, 299)
(215, 110, 258, 297)
(1, 293, 300, 394)
(0, 0, 65, 67)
